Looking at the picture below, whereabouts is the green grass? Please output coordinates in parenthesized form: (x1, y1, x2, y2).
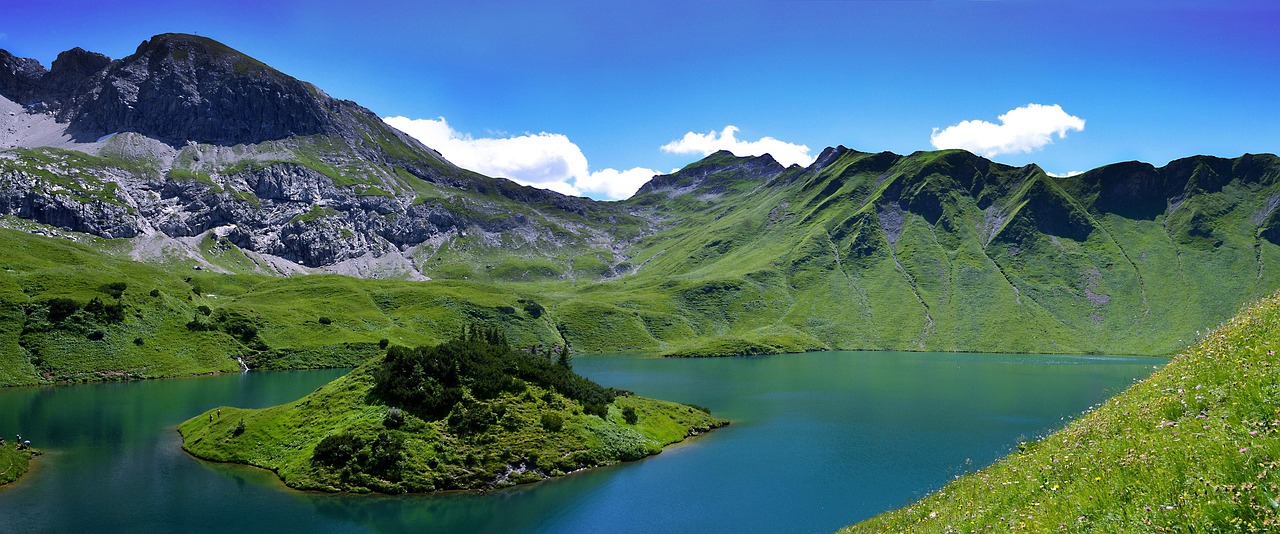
(178, 345, 726, 493)
(0, 444, 40, 486)
(289, 205, 339, 224)
(844, 290, 1280, 532)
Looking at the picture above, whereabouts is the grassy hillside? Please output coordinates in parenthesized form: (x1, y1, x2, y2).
(178, 334, 726, 493)
(612, 149, 1280, 357)
(4, 148, 1280, 387)
(0, 225, 587, 387)
(844, 290, 1280, 532)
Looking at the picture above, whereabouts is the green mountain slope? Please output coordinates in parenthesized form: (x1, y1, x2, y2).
(0, 225, 573, 386)
(4, 146, 1280, 386)
(600, 148, 1280, 356)
(844, 289, 1280, 532)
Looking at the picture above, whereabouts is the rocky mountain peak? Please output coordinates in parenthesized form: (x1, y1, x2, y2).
(55, 33, 341, 146)
(0, 49, 48, 103)
(0, 34, 348, 146)
(633, 151, 785, 198)
(131, 33, 277, 78)
(49, 47, 110, 80)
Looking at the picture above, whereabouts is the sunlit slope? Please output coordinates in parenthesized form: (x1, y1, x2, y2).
(845, 290, 1280, 532)
(611, 149, 1280, 356)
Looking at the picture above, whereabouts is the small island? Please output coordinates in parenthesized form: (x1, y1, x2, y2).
(179, 327, 727, 493)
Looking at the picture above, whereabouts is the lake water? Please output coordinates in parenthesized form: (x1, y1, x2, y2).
(0, 351, 1160, 533)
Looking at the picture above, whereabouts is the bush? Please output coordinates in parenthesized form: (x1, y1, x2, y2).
(318, 316, 333, 325)
(541, 412, 564, 432)
(361, 432, 405, 479)
(84, 297, 125, 323)
(312, 432, 361, 468)
(149, 288, 161, 297)
(584, 403, 607, 418)
(372, 325, 619, 421)
(378, 338, 390, 349)
(448, 403, 495, 434)
(215, 310, 260, 344)
(556, 346, 572, 369)
(100, 282, 127, 299)
(87, 330, 105, 341)
(196, 305, 212, 316)
(519, 299, 544, 318)
(133, 337, 145, 346)
(622, 406, 638, 425)
(232, 420, 246, 437)
(384, 407, 405, 429)
(46, 297, 79, 322)
(373, 345, 465, 418)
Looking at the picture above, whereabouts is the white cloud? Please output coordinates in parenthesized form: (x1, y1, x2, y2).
(574, 168, 662, 201)
(660, 125, 815, 167)
(383, 116, 658, 200)
(1046, 170, 1084, 178)
(930, 104, 1085, 158)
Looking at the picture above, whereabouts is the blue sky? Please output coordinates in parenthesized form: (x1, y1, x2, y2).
(3, 1, 1278, 199)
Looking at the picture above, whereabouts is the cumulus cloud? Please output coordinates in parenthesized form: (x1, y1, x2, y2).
(1046, 170, 1084, 178)
(930, 104, 1085, 158)
(383, 116, 658, 200)
(660, 125, 815, 167)
(573, 167, 662, 201)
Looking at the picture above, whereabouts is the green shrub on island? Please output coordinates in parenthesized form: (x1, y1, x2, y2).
(373, 325, 616, 420)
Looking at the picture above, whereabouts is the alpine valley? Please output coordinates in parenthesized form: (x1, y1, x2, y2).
(3, 33, 1280, 389)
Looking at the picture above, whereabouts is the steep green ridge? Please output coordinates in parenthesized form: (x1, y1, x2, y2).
(844, 290, 1280, 532)
(178, 335, 726, 493)
(610, 148, 1280, 356)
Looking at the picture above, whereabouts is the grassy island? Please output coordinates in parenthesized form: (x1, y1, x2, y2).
(845, 292, 1280, 532)
(0, 443, 40, 487)
(179, 328, 726, 493)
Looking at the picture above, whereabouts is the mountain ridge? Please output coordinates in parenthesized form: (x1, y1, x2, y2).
(1, 33, 640, 277)
(2, 33, 1279, 386)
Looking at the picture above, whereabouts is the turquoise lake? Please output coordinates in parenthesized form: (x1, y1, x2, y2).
(0, 351, 1161, 532)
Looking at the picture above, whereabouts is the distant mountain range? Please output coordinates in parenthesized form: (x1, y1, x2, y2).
(1, 34, 1278, 386)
